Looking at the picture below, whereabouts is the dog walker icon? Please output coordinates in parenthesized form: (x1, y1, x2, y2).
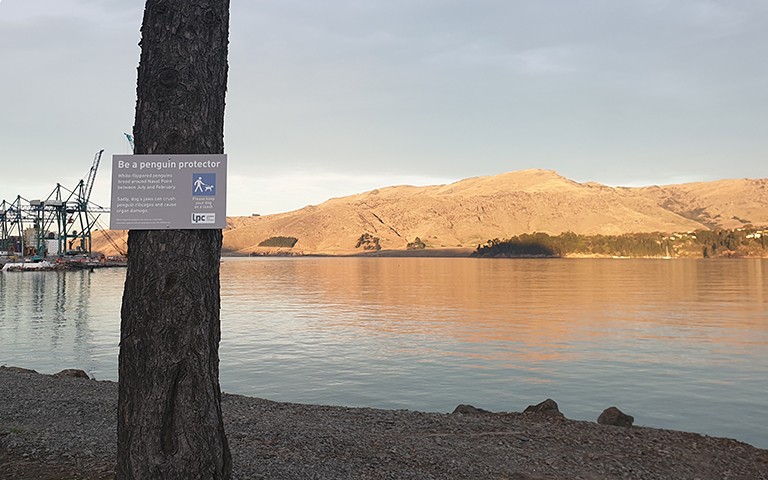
(192, 173, 216, 196)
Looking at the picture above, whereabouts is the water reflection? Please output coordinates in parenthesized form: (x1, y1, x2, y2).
(221, 258, 767, 357)
(0, 269, 123, 379)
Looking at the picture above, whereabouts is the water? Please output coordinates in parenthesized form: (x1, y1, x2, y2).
(1, 257, 766, 448)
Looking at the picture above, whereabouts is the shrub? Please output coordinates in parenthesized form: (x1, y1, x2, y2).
(258, 236, 298, 248)
(355, 233, 381, 251)
(407, 237, 426, 250)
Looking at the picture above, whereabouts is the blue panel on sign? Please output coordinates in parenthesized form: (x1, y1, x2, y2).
(192, 173, 216, 196)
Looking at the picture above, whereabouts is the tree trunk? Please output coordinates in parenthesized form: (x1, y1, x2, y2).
(117, 1, 231, 479)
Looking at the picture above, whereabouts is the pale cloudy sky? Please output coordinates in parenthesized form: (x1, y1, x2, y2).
(1, 1, 766, 215)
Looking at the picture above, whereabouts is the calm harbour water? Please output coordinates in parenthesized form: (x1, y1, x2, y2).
(1, 257, 766, 448)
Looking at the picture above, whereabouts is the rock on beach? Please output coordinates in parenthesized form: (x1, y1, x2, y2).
(598, 406, 635, 427)
(53, 369, 90, 379)
(523, 398, 565, 418)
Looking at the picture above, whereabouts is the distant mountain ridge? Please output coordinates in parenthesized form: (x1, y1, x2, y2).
(93, 169, 768, 256)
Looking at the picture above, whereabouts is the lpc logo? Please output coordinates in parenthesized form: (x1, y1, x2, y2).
(192, 213, 216, 224)
(192, 173, 216, 196)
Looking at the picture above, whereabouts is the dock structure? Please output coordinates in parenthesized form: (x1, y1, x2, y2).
(1, 150, 110, 261)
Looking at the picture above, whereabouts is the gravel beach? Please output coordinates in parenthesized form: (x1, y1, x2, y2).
(1, 367, 766, 479)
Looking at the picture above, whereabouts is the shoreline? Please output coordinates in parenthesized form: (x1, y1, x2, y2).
(6, 250, 762, 264)
(224, 250, 768, 259)
(2, 367, 766, 479)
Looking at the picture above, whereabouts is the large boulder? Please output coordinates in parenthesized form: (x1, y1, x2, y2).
(597, 406, 634, 427)
(452, 404, 493, 415)
(54, 369, 90, 379)
(523, 398, 565, 418)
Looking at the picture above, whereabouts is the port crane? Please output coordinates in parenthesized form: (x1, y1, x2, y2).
(65, 149, 107, 254)
(0, 150, 109, 258)
(0, 196, 34, 255)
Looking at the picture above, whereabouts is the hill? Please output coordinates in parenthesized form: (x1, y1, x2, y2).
(91, 169, 768, 256)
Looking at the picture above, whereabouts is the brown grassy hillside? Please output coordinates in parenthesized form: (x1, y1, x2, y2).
(91, 170, 767, 256)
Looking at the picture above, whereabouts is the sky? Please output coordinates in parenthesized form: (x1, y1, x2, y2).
(1, 0, 766, 216)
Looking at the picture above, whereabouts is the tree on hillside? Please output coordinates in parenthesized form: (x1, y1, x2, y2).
(117, 1, 231, 478)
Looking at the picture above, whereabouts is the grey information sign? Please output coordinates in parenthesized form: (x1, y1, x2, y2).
(110, 154, 227, 230)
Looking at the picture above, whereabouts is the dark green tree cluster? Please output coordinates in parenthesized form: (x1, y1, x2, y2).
(581, 233, 667, 257)
(473, 227, 768, 258)
(258, 236, 299, 248)
(695, 227, 768, 257)
(474, 232, 667, 257)
(473, 234, 559, 257)
(355, 233, 381, 251)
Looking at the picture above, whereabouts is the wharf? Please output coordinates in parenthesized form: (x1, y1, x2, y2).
(0, 258, 126, 272)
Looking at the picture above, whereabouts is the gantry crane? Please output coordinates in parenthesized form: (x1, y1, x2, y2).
(0, 150, 109, 258)
(0, 197, 32, 255)
(65, 149, 106, 254)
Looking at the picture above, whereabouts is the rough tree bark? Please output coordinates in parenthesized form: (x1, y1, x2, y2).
(117, 1, 231, 479)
